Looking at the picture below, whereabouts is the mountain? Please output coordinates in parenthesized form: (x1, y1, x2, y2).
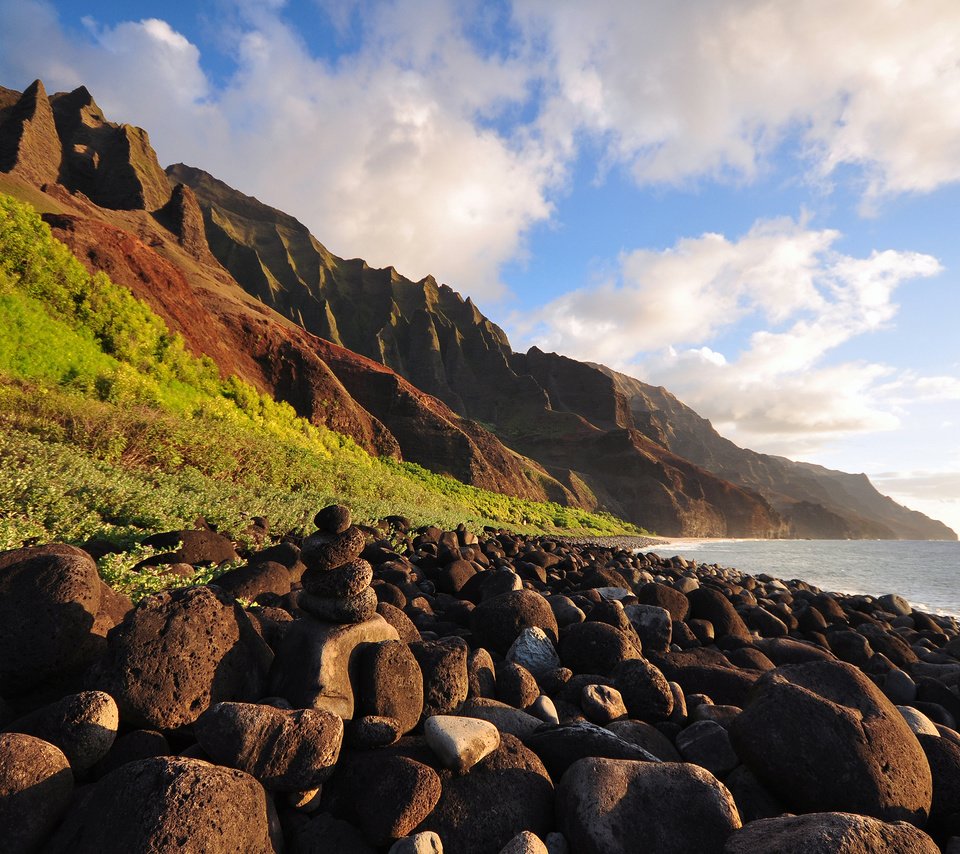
(599, 367, 956, 540)
(1, 79, 954, 540)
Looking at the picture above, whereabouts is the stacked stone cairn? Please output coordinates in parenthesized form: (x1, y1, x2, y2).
(2, 507, 960, 853)
(298, 504, 377, 624)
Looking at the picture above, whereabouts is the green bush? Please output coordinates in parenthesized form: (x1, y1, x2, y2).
(0, 192, 643, 591)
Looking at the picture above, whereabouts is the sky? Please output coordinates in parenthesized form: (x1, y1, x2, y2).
(1, 0, 959, 535)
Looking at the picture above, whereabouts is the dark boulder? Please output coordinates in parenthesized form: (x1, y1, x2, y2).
(213, 561, 292, 601)
(687, 587, 751, 643)
(612, 658, 674, 721)
(722, 811, 939, 853)
(730, 660, 932, 823)
(322, 751, 441, 844)
(470, 590, 559, 656)
(45, 757, 277, 853)
(558, 621, 641, 676)
(3, 690, 117, 772)
(410, 637, 469, 719)
(636, 582, 690, 621)
(358, 639, 424, 736)
(142, 528, 238, 566)
(526, 720, 659, 781)
(0, 544, 102, 696)
(90, 585, 274, 729)
(918, 733, 960, 834)
(558, 757, 741, 854)
(0, 732, 73, 853)
(194, 701, 343, 791)
(300, 526, 366, 572)
(314, 504, 352, 534)
(416, 733, 554, 854)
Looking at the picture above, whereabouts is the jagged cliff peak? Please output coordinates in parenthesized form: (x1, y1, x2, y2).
(0, 79, 62, 186)
(0, 79, 170, 211)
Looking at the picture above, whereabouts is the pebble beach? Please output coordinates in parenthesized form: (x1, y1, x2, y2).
(2, 507, 959, 853)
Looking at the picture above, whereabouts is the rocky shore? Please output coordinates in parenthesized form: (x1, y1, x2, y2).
(2, 506, 959, 853)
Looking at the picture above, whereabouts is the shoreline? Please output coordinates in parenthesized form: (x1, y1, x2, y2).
(4, 517, 959, 851)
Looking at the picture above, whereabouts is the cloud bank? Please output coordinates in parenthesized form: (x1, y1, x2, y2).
(513, 216, 945, 450)
(2, 0, 960, 298)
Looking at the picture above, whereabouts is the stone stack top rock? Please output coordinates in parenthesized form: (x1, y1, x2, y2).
(299, 505, 377, 624)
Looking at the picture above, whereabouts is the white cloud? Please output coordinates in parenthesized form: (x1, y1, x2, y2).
(2, 0, 958, 301)
(518, 0, 960, 203)
(0, 0, 554, 300)
(512, 216, 942, 448)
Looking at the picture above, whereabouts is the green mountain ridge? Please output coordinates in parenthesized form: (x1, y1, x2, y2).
(0, 78, 954, 540)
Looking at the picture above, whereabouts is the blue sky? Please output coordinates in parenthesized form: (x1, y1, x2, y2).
(2, 0, 959, 534)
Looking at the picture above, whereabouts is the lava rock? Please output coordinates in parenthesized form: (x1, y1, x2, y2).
(722, 811, 939, 853)
(416, 733, 554, 854)
(612, 658, 674, 721)
(525, 720, 659, 781)
(411, 637, 470, 719)
(212, 561, 292, 601)
(4, 690, 118, 772)
(0, 544, 102, 695)
(300, 587, 379, 624)
(315, 504, 352, 534)
(358, 639, 424, 736)
(0, 732, 73, 853)
(90, 585, 274, 730)
(730, 660, 933, 823)
(45, 757, 277, 853)
(301, 526, 366, 572)
(557, 757, 741, 854)
(471, 590, 559, 656)
(558, 621, 641, 676)
(269, 614, 399, 718)
(195, 701, 343, 791)
(302, 558, 373, 599)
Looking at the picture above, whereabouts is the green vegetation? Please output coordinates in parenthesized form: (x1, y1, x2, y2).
(0, 192, 642, 590)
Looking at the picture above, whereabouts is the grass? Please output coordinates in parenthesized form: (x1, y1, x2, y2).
(0, 191, 644, 596)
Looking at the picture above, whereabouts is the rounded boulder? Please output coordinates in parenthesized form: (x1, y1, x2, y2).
(194, 701, 343, 791)
(0, 545, 102, 695)
(729, 660, 933, 824)
(471, 590, 559, 656)
(44, 756, 277, 853)
(722, 811, 939, 853)
(89, 585, 274, 730)
(558, 758, 741, 854)
(0, 732, 73, 853)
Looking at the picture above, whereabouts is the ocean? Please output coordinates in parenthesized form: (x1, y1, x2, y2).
(650, 539, 960, 617)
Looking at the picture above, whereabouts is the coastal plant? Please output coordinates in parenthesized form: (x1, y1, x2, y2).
(0, 191, 644, 591)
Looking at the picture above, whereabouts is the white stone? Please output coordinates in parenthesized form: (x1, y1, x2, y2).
(389, 831, 444, 854)
(530, 695, 559, 725)
(506, 626, 560, 678)
(594, 587, 633, 601)
(499, 830, 548, 854)
(896, 705, 940, 736)
(424, 714, 500, 772)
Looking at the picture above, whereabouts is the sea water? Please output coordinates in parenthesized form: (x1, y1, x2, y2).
(651, 539, 960, 617)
